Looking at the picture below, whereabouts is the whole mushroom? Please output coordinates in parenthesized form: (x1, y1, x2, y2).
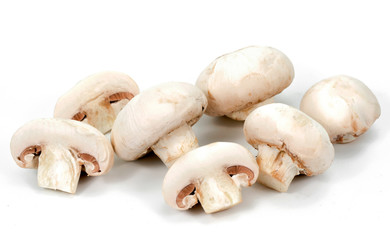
(54, 71, 139, 134)
(163, 142, 258, 214)
(196, 46, 294, 120)
(111, 82, 207, 167)
(244, 103, 334, 192)
(10, 118, 114, 193)
(300, 75, 381, 143)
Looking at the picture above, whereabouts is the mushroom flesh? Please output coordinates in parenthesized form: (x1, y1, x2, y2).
(10, 118, 114, 193)
(54, 71, 139, 134)
(162, 142, 258, 213)
(244, 103, 334, 192)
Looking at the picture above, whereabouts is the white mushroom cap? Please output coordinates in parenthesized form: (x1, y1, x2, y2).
(196, 46, 294, 118)
(300, 75, 381, 143)
(111, 82, 207, 161)
(10, 118, 114, 176)
(162, 142, 258, 213)
(244, 103, 334, 191)
(54, 71, 139, 133)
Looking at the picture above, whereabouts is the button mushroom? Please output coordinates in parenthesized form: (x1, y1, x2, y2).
(300, 75, 381, 143)
(162, 142, 258, 214)
(54, 71, 140, 134)
(244, 103, 334, 192)
(111, 82, 207, 167)
(10, 118, 114, 193)
(196, 46, 294, 120)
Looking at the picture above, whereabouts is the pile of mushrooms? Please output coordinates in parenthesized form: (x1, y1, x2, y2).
(9, 46, 381, 214)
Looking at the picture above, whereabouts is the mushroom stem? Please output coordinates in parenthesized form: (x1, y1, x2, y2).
(226, 97, 274, 121)
(151, 124, 198, 168)
(37, 144, 82, 194)
(256, 144, 300, 192)
(195, 171, 242, 214)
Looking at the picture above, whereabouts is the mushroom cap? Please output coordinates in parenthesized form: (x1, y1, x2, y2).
(162, 142, 258, 210)
(196, 46, 294, 116)
(111, 82, 207, 161)
(244, 103, 334, 175)
(300, 75, 381, 143)
(54, 71, 139, 132)
(10, 118, 114, 176)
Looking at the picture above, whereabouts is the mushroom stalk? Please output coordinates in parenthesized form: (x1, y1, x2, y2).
(226, 97, 274, 121)
(195, 171, 242, 214)
(151, 124, 198, 167)
(37, 144, 82, 194)
(256, 144, 300, 192)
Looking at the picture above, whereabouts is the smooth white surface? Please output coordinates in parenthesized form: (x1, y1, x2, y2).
(0, 1, 389, 239)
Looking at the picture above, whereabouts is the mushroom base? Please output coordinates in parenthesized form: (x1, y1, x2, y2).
(37, 144, 82, 194)
(256, 144, 300, 192)
(151, 124, 198, 168)
(226, 97, 274, 121)
(196, 172, 242, 214)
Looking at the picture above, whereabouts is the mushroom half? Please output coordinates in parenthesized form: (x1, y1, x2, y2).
(300, 75, 381, 143)
(54, 71, 140, 134)
(162, 142, 258, 214)
(111, 82, 207, 167)
(244, 103, 334, 192)
(196, 45, 294, 120)
(10, 118, 114, 193)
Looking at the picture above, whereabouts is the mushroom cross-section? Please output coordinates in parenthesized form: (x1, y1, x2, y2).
(111, 82, 207, 167)
(300, 75, 381, 143)
(244, 103, 334, 192)
(54, 71, 140, 134)
(196, 45, 294, 120)
(162, 142, 258, 214)
(10, 118, 114, 193)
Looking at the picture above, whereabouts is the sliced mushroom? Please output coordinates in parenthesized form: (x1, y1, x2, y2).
(54, 71, 140, 134)
(244, 103, 334, 192)
(10, 118, 114, 193)
(162, 142, 258, 214)
(111, 82, 207, 167)
(196, 46, 294, 120)
(300, 75, 381, 143)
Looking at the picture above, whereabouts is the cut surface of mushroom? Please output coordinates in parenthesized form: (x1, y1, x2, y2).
(111, 82, 207, 167)
(10, 118, 114, 193)
(300, 75, 381, 143)
(162, 142, 258, 214)
(244, 103, 334, 192)
(54, 71, 139, 134)
(196, 46, 294, 120)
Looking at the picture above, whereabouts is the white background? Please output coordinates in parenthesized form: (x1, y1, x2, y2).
(1, 0, 389, 239)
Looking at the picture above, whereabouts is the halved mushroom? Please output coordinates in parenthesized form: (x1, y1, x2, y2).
(196, 46, 294, 120)
(54, 71, 140, 134)
(300, 75, 381, 143)
(162, 142, 258, 214)
(111, 82, 207, 167)
(10, 118, 114, 193)
(244, 103, 334, 192)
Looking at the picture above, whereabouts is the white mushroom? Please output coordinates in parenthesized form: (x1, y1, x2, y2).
(244, 103, 334, 192)
(54, 71, 139, 134)
(300, 75, 381, 143)
(196, 46, 294, 120)
(162, 142, 258, 214)
(111, 82, 207, 167)
(10, 118, 114, 193)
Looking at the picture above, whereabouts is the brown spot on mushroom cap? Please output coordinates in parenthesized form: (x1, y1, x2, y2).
(78, 153, 101, 173)
(18, 145, 41, 167)
(108, 92, 134, 104)
(176, 184, 195, 208)
(226, 165, 255, 184)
